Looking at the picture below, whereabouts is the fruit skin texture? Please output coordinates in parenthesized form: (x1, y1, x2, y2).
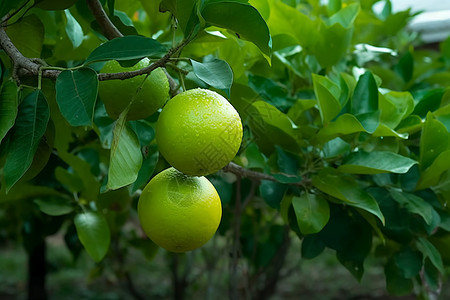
(138, 167, 222, 253)
(156, 88, 243, 176)
(98, 58, 169, 120)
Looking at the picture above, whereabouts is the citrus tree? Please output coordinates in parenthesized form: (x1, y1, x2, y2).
(1, 0, 450, 299)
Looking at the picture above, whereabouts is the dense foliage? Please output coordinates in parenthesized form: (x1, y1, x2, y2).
(1, 0, 450, 299)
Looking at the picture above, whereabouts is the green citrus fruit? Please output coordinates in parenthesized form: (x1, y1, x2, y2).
(156, 88, 243, 176)
(138, 167, 222, 253)
(35, 0, 78, 10)
(98, 58, 169, 120)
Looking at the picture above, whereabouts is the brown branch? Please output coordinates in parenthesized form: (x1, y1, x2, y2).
(223, 162, 277, 182)
(0, 27, 60, 80)
(223, 162, 312, 187)
(86, 0, 123, 39)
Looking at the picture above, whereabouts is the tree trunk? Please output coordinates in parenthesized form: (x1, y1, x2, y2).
(27, 239, 47, 300)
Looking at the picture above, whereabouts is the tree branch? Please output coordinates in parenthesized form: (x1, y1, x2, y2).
(223, 162, 277, 182)
(223, 162, 311, 187)
(86, 0, 123, 40)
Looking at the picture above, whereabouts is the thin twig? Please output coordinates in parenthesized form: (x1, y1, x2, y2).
(86, 0, 123, 39)
(223, 162, 277, 182)
(223, 162, 311, 187)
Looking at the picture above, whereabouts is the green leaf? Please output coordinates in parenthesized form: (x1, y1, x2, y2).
(130, 144, 159, 194)
(389, 190, 434, 225)
(259, 180, 286, 209)
(312, 74, 341, 124)
(85, 35, 167, 64)
(74, 212, 111, 262)
(0, 0, 27, 19)
(4, 90, 49, 192)
(58, 151, 100, 202)
(327, 0, 341, 15)
(352, 71, 378, 114)
(385, 258, 414, 296)
(55, 166, 84, 193)
(190, 58, 233, 96)
(64, 10, 84, 48)
(394, 247, 423, 279)
(292, 193, 330, 234)
(160, 0, 198, 36)
(301, 235, 325, 259)
(379, 91, 414, 129)
(56, 68, 98, 127)
(202, 1, 272, 59)
(34, 197, 75, 216)
(107, 117, 143, 190)
(417, 150, 450, 190)
(0, 81, 18, 143)
(312, 168, 384, 224)
(420, 113, 450, 171)
(314, 4, 360, 67)
(416, 238, 444, 273)
(322, 137, 350, 158)
(338, 151, 417, 174)
(0, 183, 65, 203)
(394, 51, 414, 82)
(246, 101, 300, 153)
(327, 3, 360, 28)
(413, 89, 444, 118)
(6, 14, 44, 58)
(315, 113, 366, 143)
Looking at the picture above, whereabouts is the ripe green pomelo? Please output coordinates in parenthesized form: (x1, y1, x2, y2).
(156, 88, 243, 176)
(138, 167, 222, 253)
(98, 58, 169, 120)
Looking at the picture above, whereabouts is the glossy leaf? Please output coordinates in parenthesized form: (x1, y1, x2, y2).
(107, 116, 143, 190)
(417, 150, 450, 190)
(64, 10, 83, 48)
(352, 71, 378, 115)
(413, 89, 444, 118)
(379, 91, 414, 129)
(130, 144, 159, 194)
(3, 90, 49, 192)
(416, 238, 444, 273)
(246, 101, 300, 153)
(292, 193, 330, 234)
(191, 58, 233, 96)
(85, 35, 167, 63)
(313, 74, 341, 124)
(56, 68, 98, 127)
(338, 151, 417, 174)
(34, 197, 75, 216)
(259, 180, 286, 209)
(389, 190, 434, 225)
(202, 1, 272, 58)
(0, 81, 18, 143)
(315, 113, 366, 143)
(322, 137, 350, 158)
(420, 113, 450, 171)
(312, 168, 384, 224)
(74, 212, 111, 262)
